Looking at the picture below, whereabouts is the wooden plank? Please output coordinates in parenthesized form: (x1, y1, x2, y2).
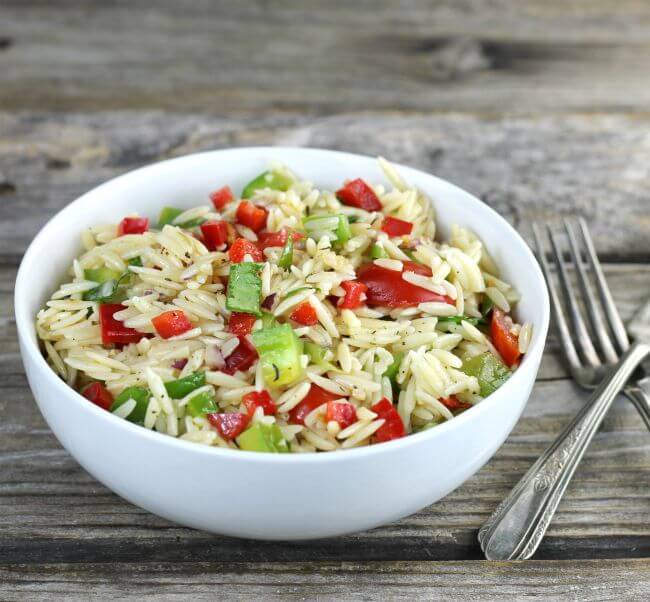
(1, 560, 649, 601)
(2, 250, 649, 562)
(2, 112, 650, 261)
(3, 1, 650, 113)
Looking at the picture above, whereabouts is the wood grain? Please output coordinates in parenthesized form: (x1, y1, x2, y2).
(1, 560, 650, 601)
(2, 111, 650, 262)
(1, 261, 649, 563)
(3, 1, 650, 113)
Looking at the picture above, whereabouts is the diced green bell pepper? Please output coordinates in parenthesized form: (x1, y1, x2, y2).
(415, 421, 439, 433)
(158, 206, 204, 228)
(481, 296, 494, 317)
(252, 323, 304, 388)
(258, 311, 277, 329)
(303, 214, 350, 246)
(285, 286, 314, 298)
(335, 215, 351, 245)
(110, 386, 150, 424)
(241, 170, 294, 199)
(383, 352, 403, 385)
(186, 391, 218, 417)
(158, 206, 184, 227)
(278, 236, 293, 269)
(461, 352, 510, 397)
(164, 371, 206, 399)
(226, 262, 263, 316)
(85, 267, 122, 284)
(371, 243, 388, 259)
(237, 422, 289, 453)
(304, 341, 335, 370)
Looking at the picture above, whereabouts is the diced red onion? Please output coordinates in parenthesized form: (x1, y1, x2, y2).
(261, 294, 276, 310)
(171, 358, 188, 370)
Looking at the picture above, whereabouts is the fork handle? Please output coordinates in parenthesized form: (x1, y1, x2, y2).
(624, 384, 650, 431)
(478, 342, 650, 560)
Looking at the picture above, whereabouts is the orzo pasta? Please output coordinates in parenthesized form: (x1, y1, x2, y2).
(36, 160, 531, 453)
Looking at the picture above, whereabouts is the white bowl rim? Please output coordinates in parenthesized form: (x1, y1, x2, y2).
(15, 146, 550, 465)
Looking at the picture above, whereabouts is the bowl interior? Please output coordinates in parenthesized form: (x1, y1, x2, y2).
(15, 146, 549, 459)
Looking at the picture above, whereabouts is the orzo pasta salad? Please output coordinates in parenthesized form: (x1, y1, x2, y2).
(36, 159, 532, 453)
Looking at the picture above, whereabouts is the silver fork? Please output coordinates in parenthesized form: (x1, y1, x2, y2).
(478, 218, 650, 561)
(542, 219, 650, 428)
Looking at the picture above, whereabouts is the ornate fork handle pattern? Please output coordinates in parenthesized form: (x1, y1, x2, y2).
(478, 342, 650, 560)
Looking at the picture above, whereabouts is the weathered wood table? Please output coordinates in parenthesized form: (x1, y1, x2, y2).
(1, 2, 649, 599)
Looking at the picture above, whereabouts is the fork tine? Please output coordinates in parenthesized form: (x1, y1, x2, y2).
(578, 218, 630, 354)
(547, 226, 601, 367)
(532, 223, 581, 372)
(563, 219, 619, 364)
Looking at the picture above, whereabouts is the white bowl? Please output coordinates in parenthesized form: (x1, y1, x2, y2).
(15, 147, 549, 540)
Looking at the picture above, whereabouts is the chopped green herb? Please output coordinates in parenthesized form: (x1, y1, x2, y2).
(83, 267, 132, 302)
(278, 236, 293, 269)
(437, 315, 484, 326)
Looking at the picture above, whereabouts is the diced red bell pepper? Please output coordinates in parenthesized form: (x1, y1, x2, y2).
(99, 303, 147, 346)
(223, 336, 258, 374)
(381, 216, 413, 237)
(257, 228, 288, 250)
(81, 381, 114, 411)
(491, 308, 522, 368)
(200, 220, 229, 251)
(289, 384, 342, 425)
(229, 312, 257, 336)
(326, 401, 357, 429)
(290, 301, 318, 326)
(336, 178, 382, 212)
(257, 228, 304, 250)
(338, 280, 368, 309)
(371, 398, 406, 443)
(439, 396, 472, 412)
(117, 216, 149, 236)
(236, 201, 268, 233)
(151, 310, 193, 339)
(229, 238, 264, 263)
(210, 186, 234, 211)
(356, 261, 453, 308)
(207, 412, 250, 440)
(242, 389, 276, 418)
(402, 260, 432, 276)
